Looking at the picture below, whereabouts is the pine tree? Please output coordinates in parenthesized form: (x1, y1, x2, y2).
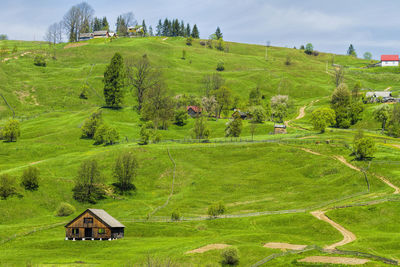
(156, 19, 162, 36)
(215, 27, 223, 39)
(102, 17, 109, 31)
(103, 53, 125, 108)
(180, 20, 185, 36)
(142, 20, 147, 36)
(149, 26, 154, 36)
(191, 24, 199, 38)
(185, 23, 191, 37)
(93, 17, 102, 31)
(347, 44, 356, 57)
(162, 18, 169, 36)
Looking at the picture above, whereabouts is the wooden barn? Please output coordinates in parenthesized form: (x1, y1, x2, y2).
(65, 209, 125, 240)
(274, 124, 287, 134)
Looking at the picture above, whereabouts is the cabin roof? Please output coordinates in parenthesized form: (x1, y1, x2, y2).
(93, 31, 108, 36)
(187, 106, 201, 113)
(79, 33, 93, 38)
(381, 55, 399, 61)
(65, 209, 125, 228)
(366, 91, 392, 98)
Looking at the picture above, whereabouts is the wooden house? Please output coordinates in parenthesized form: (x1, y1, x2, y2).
(93, 31, 109, 38)
(274, 124, 287, 134)
(187, 106, 202, 117)
(65, 209, 125, 240)
(232, 110, 250, 120)
(78, 33, 94, 41)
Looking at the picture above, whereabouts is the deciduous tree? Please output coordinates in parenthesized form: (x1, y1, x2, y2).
(374, 104, 390, 133)
(311, 108, 336, 133)
(113, 151, 138, 193)
(21, 166, 40, 191)
(2, 119, 20, 142)
(72, 159, 105, 203)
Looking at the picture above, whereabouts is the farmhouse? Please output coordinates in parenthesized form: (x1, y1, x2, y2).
(381, 55, 399, 67)
(65, 209, 125, 240)
(274, 124, 287, 134)
(93, 31, 109, 38)
(232, 110, 250, 120)
(365, 91, 396, 103)
(187, 106, 202, 117)
(78, 33, 94, 41)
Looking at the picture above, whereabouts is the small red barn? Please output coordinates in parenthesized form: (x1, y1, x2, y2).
(187, 106, 202, 117)
(381, 55, 399, 67)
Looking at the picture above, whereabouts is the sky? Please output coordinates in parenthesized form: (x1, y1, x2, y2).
(1, 0, 400, 59)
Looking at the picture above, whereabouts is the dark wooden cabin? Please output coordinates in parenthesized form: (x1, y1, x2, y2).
(65, 209, 125, 240)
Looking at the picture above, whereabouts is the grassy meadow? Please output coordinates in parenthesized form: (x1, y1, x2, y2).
(1, 37, 400, 266)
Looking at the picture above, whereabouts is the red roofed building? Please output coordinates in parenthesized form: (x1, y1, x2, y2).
(187, 106, 202, 117)
(381, 55, 399, 67)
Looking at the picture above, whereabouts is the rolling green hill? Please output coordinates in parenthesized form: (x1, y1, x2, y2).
(1, 37, 400, 266)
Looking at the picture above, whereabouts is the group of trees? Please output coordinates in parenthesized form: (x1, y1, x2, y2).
(0, 119, 20, 142)
(116, 12, 137, 36)
(0, 166, 39, 200)
(81, 110, 119, 145)
(155, 18, 199, 38)
(374, 103, 400, 137)
(72, 151, 138, 203)
(62, 2, 95, 42)
(92, 16, 110, 31)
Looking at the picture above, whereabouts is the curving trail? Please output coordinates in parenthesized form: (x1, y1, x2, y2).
(311, 210, 356, 250)
(285, 99, 319, 129)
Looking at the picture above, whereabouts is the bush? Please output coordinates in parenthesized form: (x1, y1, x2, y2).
(186, 37, 193, 46)
(55, 202, 76, 216)
(33, 54, 46, 67)
(208, 201, 225, 217)
(249, 106, 266, 123)
(2, 119, 20, 142)
(79, 84, 89, 99)
(216, 61, 225, 71)
(285, 56, 291, 65)
(312, 50, 319, 56)
(215, 38, 224, 51)
(206, 39, 213, 49)
(221, 247, 239, 265)
(21, 166, 39, 191)
(139, 121, 154, 145)
(174, 109, 188, 126)
(81, 110, 103, 139)
(181, 49, 186, 60)
(199, 40, 206, 46)
(94, 124, 119, 145)
(171, 210, 181, 221)
(0, 174, 18, 200)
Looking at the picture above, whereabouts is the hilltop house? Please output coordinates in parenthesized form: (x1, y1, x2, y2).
(78, 33, 94, 41)
(65, 209, 125, 240)
(187, 106, 202, 117)
(381, 55, 399, 67)
(365, 91, 396, 103)
(93, 31, 110, 38)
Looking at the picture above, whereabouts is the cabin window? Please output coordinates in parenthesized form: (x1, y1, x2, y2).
(84, 218, 93, 224)
(72, 228, 79, 235)
(98, 228, 105, 234)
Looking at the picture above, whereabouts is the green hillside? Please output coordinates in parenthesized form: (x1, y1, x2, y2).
(1, 37, 400, 266)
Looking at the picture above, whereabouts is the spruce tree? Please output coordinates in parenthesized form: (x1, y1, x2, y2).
(156, 19, 162, 36)
(180, 20, 185, 36)
(102, 17, 109, 31)
(185, 23, 191, 37)
(215, 27, 223, 39)
(347, 44, 356, 57)
(162, 18, 169, 36)
(142, 20, 147, 35)
(149, 26, 154, 36)
(103, 53, 125, 108)
(191, 24, 199, 38)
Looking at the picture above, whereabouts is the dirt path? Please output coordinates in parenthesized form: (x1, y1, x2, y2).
(285, 99, 319, 129)
(334, 155, 400, 194)
(301, 148, 322, 156)
(2, 51, 31, 62)
(263, 242, 307, 250)
(185, 244, 230, 254)
(385, 86, 392, 92)
(311, 210, 356, 250)
(299, 256, 369, 265)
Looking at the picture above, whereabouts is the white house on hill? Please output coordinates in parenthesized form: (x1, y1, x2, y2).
(381, 55, 399, 67)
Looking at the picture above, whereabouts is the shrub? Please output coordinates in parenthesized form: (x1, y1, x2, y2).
(312, 50, 319, 56)
(311, 108, 336, 133)
(215, 38, 224, 51)
(199, 40, 206, 46)
(186, 37, 193, 46)
(285, 56, 291, 65)
(221, 247, 239, 265)
(21, 166, 39, 191)
(171, 210, 181, 221)
(181, 49, 186, 60)
(94, 124, 119, 145)
(81, 110, 103, 139)
(0, 174, 18, 200)
(216, 61, 225, 71)
(79, 84, 89, 99)
(174, 109, 188, 126)
(33, 54, 46, 67)
(152, 131, 161, 144)
(139, 121, 154, 145)
(55, 202, 76, 216)
(113, 151, 138, 193)
(304, 43, 313, 55)
(249, 106, 266, 123)
(208, 201, 225, 217)
(206, 39, 213, 49)
(2, 119, 20, 142)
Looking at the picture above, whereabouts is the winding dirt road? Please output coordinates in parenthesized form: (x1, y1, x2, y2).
(311, 211, 356, 250)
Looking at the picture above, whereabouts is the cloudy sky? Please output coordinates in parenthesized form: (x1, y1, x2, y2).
(1, 0, 399, 59)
